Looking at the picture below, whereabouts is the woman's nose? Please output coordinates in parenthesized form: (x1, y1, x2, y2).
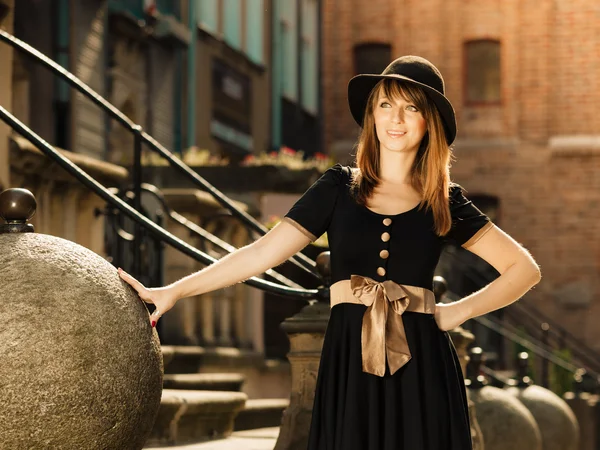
(392, 108, 405, 123)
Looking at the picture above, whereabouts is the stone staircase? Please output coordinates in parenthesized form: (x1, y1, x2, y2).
(145, 346, 290, 447)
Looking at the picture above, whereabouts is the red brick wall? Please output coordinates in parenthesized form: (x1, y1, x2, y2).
(322, 0, 600, 351)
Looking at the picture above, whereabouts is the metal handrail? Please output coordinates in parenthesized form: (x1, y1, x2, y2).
(134, 183, 303, 289)
(506, 301, 600, 366)
(444, 289, 598, 379)
(0, 106, 318, 300)
(0, 29, 320, 280)
(444, 248, 600, 372)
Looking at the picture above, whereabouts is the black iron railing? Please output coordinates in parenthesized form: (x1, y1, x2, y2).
(0, 29, 319, 280)
(0, 106, 318, 299)
(442, 248, 600, 390)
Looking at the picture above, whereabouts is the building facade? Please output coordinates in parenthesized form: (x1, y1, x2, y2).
(322, 0, 600, 352)
(3, 0, 324, 369)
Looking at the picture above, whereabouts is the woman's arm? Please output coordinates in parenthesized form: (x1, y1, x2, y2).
(435, 225, 542, 331)
(118, 221, 312, 325)
(168, 220, 312, 299)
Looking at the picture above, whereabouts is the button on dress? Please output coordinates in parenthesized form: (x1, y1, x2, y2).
(283, 164, 493, 450)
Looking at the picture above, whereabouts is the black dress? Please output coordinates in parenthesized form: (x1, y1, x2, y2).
(283, 164, 493, 450)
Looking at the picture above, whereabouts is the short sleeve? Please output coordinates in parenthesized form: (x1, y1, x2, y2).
(282, 164, 344, 241)
(445, 184, 494, 247)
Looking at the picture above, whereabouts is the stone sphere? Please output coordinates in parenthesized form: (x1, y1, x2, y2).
(506, 385, 580, 450)
(0, 233, 163, 449)
(470, 386, 542, 450)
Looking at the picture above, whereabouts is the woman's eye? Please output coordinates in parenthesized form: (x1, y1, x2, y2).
(380, 102, 391, 108)
(406, 105, 419, 112)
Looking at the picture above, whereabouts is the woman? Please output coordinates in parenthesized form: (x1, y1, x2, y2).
(119, 56, 541, 449)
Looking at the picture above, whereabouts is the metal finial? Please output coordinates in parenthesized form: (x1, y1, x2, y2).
(433, 275, 448, 302)
(466, 347, 488, 389)
(315, 251, 331, 303)
(0, 188, 37, 233)
(515, 351, 534, 387)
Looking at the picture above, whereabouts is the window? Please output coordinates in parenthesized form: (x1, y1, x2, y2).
(223, 0, 242, 50)
(197, 0, 218, 34)
(465, 40, 501, 104)
(353, 43, 391, 75)
(246, 0, 264, 64)
(301, 0, 318, 114)
(281, 0, 298, 100)
(197, 0, 263, 64)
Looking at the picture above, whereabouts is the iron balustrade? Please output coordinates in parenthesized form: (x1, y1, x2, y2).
(0, 106, 319, 300)
(0, 29, 319, 280)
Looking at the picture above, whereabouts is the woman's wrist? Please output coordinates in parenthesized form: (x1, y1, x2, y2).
(453, 299, 473, 323)
(164, 284, 182, 303)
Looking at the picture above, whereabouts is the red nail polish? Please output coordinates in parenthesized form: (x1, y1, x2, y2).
(151, 321, 156, 328)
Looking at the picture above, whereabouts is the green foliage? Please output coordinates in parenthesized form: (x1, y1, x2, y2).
(549, 348, 574, 396)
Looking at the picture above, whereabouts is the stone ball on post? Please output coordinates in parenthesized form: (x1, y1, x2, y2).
(467, 347, 542, 450)
(0, 189, 163, 449)
(505, 385, 580, 450)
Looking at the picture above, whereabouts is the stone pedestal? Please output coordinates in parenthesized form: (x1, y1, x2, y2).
(448, 327, 485, 450)
(274, 301, 330, 450)
(564, 393, 598, 450)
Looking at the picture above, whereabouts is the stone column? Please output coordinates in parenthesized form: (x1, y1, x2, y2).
(198, 219, 219, 347)
(232, 222, 251, 348)
(216, 219, 235, 347)
(0, 0, 14, 191)
(274, 252, 330, 450)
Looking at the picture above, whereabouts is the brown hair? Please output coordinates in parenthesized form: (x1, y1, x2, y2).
(351, 79, 454, 236)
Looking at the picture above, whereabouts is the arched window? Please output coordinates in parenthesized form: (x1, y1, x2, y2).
(353, 43, 392, 75)
(464, 40, 501, 105)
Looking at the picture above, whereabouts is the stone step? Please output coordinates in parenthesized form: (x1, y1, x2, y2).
(144, 426, 280, 449)
(234, 398, 289, 431)
(163, 373, 246, 392)
(162, 345, 205, 374)
(146, 389, 247, 447)
(161, 346, 291, 399)
(162, 345, 265, 374)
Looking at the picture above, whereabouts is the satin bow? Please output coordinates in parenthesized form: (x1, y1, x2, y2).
(351, 275, 413, 377)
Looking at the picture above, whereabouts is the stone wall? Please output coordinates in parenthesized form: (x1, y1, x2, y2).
(72, 0, 108, 159)
(9, 136, 128, 256)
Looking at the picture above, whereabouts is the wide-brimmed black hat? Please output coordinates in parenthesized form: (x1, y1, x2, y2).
(348, 55, 457, 145)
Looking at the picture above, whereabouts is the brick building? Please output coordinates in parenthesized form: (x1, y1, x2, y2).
(322, 0, 600, 352)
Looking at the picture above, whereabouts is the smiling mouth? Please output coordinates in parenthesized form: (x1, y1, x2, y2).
(387, 131, 407, 138)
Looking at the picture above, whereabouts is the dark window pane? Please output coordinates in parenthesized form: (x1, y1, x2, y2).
(354, 43, 392, 75)
(465, 40, 501, 104)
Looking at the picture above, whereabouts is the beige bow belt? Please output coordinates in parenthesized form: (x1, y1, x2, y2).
(330, 275, 437, 377)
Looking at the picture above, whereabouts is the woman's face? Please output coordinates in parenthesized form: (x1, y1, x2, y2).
(372, 90, 427, 155)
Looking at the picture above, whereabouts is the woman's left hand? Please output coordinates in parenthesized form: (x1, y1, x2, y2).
(434, 302, 469, 331)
